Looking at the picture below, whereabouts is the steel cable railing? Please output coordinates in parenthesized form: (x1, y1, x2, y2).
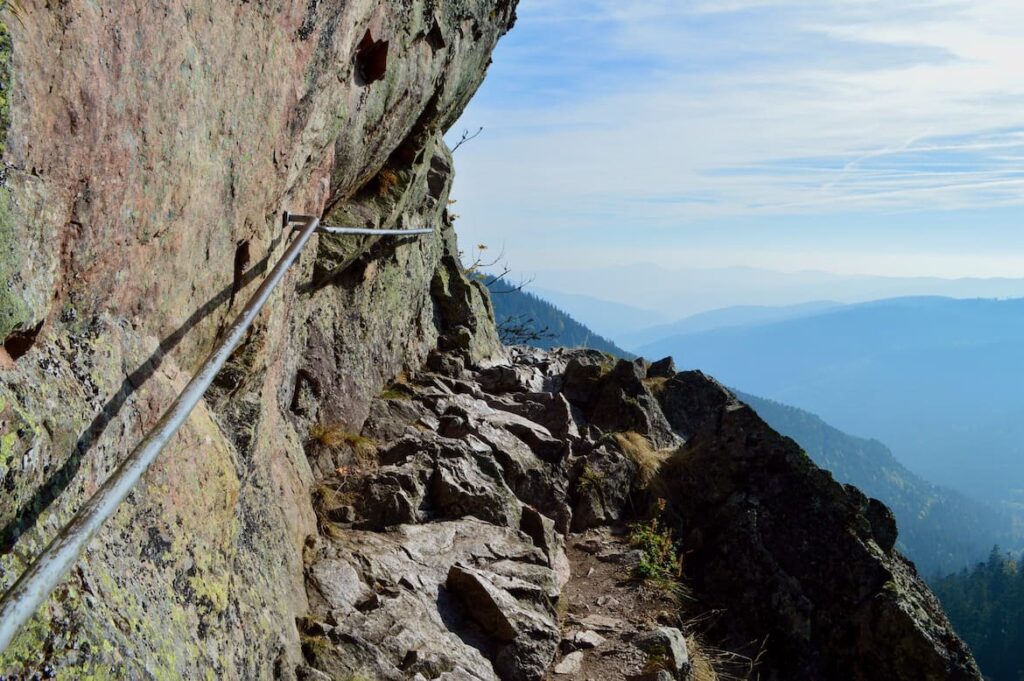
(0, 212, 432, 653)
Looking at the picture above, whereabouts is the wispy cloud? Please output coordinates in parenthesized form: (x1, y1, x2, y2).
(449, 0, 1024, 276)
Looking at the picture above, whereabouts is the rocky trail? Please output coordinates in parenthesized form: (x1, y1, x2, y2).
(550, 528, 692, 681)
(292, 346, 980, 681)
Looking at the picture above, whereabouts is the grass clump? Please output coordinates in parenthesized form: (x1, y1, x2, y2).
(643, 376, 670, 398)
(577, 464, 606, 493)
(614, 431, 674, 489)
(308, 423, 377, 467)
(379, 386, 410, 400)
(313, 483, 359, 514)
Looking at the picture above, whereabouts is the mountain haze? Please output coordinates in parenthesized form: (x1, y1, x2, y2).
(487, 277, 633, 357)
(638, 296, 1024, 503)
(528, 286, 669, 340)
(531, 265, 1024, 320)
(620, 301, 843, 348)
(738, 391, 1019, 577)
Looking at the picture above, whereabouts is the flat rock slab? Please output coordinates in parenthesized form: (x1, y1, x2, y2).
(553, 652, 584, 675)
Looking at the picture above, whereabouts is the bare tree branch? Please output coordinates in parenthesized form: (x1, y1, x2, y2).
(451, 127, 484, 154)
(486, 274, 535, 294)
(497, 315, 556, 346)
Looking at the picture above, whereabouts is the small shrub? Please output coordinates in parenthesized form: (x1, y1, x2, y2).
(643, 376, 670, 398)
(629, 499, 681, 581)
(379, 386, 410, 400)
(555, 594, 571, 621)
(313, 484, 360, 516)
(643, 653, 673, 674)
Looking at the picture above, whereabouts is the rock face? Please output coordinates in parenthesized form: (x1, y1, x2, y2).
(0, 2, 983, 680)
(0, 1, 511, 678)
(659, 373, 981, 680)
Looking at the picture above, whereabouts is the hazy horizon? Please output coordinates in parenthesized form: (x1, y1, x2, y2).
(519, 263, 1024, 321)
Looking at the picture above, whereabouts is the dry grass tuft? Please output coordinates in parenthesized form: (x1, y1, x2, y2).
(375, 167, 400, 197)
(691, 644, 722, 681)
(614, 431, 674, 488)
(309, 424, 378, 467)
(682, 628, 766, 681)
(642, 376, 670, 398)
(313, 484, 360, 515)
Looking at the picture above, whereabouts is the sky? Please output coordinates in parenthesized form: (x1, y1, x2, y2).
(447, 0, 1024, 280)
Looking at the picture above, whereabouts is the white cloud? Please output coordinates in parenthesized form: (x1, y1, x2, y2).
(448, 0, 1024, 277)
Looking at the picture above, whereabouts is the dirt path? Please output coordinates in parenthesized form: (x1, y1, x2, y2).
(547, 527, 683, 680)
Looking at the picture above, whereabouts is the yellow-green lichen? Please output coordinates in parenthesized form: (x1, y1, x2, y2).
(0, 186, 31, 340)
(0, 13, 11, 158)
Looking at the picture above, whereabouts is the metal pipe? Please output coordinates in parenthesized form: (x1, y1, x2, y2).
(0, 215, 321, 654)
(283, 213, 433, 237)
(318, 226, 433, 236)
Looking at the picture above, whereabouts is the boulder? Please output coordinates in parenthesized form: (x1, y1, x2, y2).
(427, 350, 467, 378)
(354, 462, 430, 529)
(634, 627, 690, 679)
(478, 364, 545, 394)
(446, 565, 559, 681)
(570, 444, 637, 531)
(432, 452, 523, 528)
(655, 371, 737, 439)
(561, 352, 616, 408)
(502, 392, 582, 441)
(553, 651, 584, 675)
(647, 357, 677, 379)
(589, 359, 682, 449)
(573, 630, 607, 649)
(520, 506, 572, 588)
(662, 374, 982, 680)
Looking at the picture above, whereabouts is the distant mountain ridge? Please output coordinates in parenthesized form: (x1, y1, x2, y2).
(530, 264, 1024, 319)
(485, 276, 633, 357)
(636, 295, 1024, 502)
(528, 286, 669, 339)
(737, 391, 1020, 577)
(620, 300, 843, 348)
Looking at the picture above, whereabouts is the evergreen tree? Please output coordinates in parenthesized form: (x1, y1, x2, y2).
(933, 548, 1024, 680)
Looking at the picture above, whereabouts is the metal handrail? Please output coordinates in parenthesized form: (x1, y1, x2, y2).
(0, 213, 434, 653)
(282, 212, 433, 237)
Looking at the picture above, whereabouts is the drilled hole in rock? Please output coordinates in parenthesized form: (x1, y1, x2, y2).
(230, 240, 251, 303)
(291, 369, 322, 417)
(426, 22, 446, 52)
(4, 321, 43, 361)
(355, 29, 389, 85)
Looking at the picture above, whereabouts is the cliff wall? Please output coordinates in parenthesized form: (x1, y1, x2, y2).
(0, 1, 509, 677)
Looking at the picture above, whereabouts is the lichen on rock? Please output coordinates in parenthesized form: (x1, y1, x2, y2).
(0, 0, 516, 677)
